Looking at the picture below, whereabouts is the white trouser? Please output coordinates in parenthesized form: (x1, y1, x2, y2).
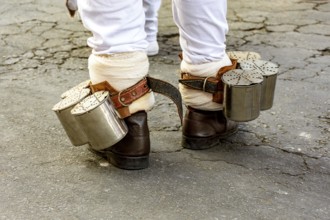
(77, 0, 230, 112)
(172, 0, 231, 110)
(144, 0, 162, 43)
(77, 0, 148, 54)
(172, 0, 228, 64)
(77, 0, 228, 59)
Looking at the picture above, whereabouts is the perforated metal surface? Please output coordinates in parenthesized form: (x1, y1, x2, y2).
(240, 60, 279, 76)
(222, 69, 263, 86)
(52, 88, 90, 111)
(227, 51, 261, 63)
(71, 91, 109, 115)
(61, 79, 91, 99)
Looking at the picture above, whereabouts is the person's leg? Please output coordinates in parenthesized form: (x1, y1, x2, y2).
(78, 0, 154, 169)
(143, 0, 162, 56)
(172, 0, 238, 149)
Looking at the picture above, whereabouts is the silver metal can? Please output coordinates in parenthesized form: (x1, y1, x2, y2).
(240, 60, 279, 110)
(222, 69, 263, 122)
(52, 88, 90, 146)
(71, 91, 128, 151)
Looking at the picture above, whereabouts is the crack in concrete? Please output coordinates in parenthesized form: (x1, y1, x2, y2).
(182, 150, 313, 177)
(149, 132, 330, 176)
(183, 150, 252, 170)
(319, 48, 330, 56)
(298, 0, 329, 10)
(280, 171, 306, 177)
(151, 149, 183, 154)
(225, 129, 326, 160)
(151, 126, 181, 132)
(0, 19, 90, 70)
(153, 145, 330, 177)
(303, 156, 311, 171)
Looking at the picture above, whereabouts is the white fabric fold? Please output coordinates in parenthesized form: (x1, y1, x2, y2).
(88, 52, 155, 115)
(179, 54, 232, 110)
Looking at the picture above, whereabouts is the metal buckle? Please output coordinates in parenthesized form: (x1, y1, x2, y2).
(117, 90, 129, 107)
(202, 76, 212, 92)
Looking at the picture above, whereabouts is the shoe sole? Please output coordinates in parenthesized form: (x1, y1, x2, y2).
(88, 147, 149, 170)
(182, 135, 219, 150)
(218, 127, 238, 139)
(182, 127, 238, 150)
(106, 151, 149, 170)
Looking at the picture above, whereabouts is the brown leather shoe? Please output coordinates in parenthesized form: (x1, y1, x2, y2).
(89, 111, 150, 170)
(182, 107, 238, 150)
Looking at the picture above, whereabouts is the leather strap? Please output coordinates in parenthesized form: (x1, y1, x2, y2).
(89, 77, 183, 124)
(90, 78, 150, 119)
(180, 74, 219, 93)
(89, 81, 117, 95)
(179, 59, 237, 104)
(112, 78, 150, 109)
(147, 76, 183, 124)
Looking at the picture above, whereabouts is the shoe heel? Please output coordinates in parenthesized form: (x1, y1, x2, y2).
(106, 152, 149, 170)
(182, 135, 219, 150)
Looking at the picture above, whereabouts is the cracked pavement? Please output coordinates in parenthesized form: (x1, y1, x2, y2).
(0, 0, 329, 219)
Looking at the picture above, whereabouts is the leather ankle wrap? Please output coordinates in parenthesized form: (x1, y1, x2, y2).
(179, 59, 238, 104)
(89, 76, 183, 123)
(89, 78, 150, 118)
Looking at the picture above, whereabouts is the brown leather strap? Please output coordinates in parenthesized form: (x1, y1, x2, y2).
(179, 59, 237, 104)
(89, 78, 151, 118)
(89, 77, 183, 124)
(180, 59, 237, 81)
(111, 78, 150, 109)
(216, 59, 238, 78)
(147, 76, 183, 124)
(213, 59, 237, 103)
(89, 81, 117, 95)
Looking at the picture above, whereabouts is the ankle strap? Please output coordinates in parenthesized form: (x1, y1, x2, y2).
(89, 77, 183, 124)
(179, 59, 237, 104)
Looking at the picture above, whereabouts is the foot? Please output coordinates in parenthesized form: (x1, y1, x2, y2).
(89, 111, 150, 170)
(182, 107, 238, 150)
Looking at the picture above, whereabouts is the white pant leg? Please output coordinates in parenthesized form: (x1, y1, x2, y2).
(173, 0, 232, 110)
(172, 0, 229, 64)
(78, 0, 148, 54)
(88, 52, 155, 116)
(143, 0, 162, 43)
(77, 0, 155, 116)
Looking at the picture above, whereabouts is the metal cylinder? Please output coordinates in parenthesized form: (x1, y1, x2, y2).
(52, 88, 90, 146)
(71, 91, 128, 151)
(260, 74, 277, 110)
(222, 69, 263, 122)
(240, 60, 279, 111)
(223, 84, 261, 122)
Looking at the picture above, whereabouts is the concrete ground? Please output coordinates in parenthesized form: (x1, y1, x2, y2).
(0, 0, 329, 219)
